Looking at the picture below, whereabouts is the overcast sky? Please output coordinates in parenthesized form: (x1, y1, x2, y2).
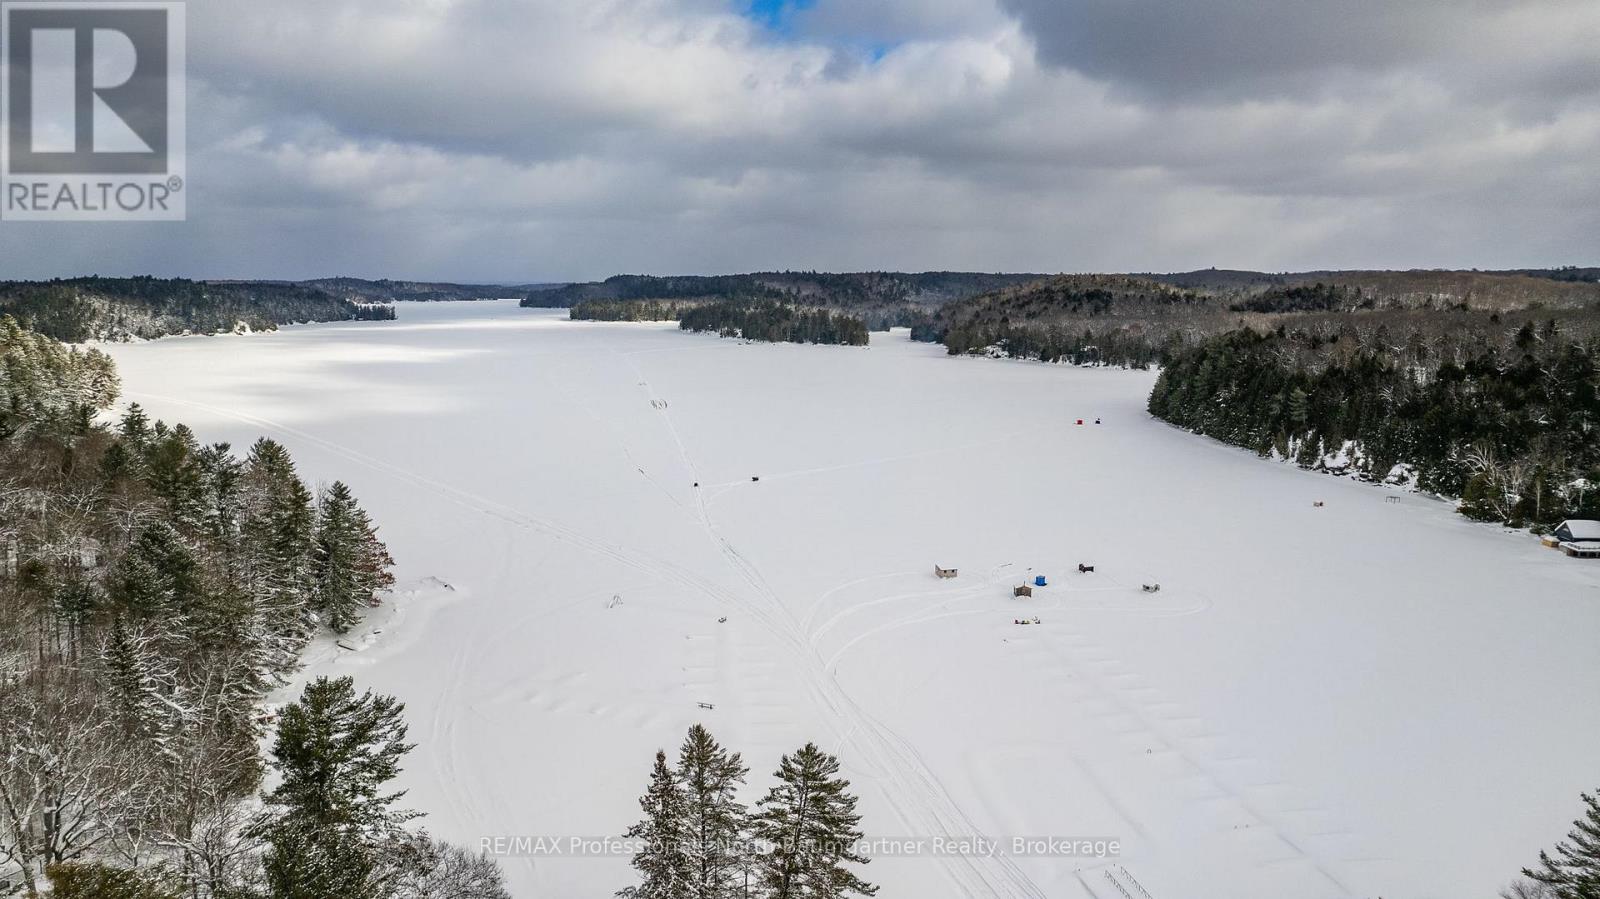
(2, 0, 1597, 281)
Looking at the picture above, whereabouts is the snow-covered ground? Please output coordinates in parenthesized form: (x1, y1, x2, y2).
(104, 300, 1600, 899)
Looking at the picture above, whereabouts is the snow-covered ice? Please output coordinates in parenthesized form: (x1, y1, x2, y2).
(104, 300, 1600, 899)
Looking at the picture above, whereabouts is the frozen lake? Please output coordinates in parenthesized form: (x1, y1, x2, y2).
(105, 300, 1600, 899)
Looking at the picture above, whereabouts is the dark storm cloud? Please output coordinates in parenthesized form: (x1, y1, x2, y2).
(1000, 0, 1600, 103)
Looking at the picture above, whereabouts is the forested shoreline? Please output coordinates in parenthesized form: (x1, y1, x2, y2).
(0, 277, 397, 343)
(910, 272, 1600, 528)
(1148, 317, 1600, 527)
(679, 300, 870, 346)
(569, 299, 698, 322)
(0, 317, 507, 897)
(532, 271, 1044, 330)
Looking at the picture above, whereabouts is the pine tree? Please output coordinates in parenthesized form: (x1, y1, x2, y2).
(1525, 789, 1600, 899)
(112, 521, 202, 622)
(239, 438, 317, 672)
(619, 750, 694, 899)
(195, 441, 244, 542)
(242, 439, 315, 600)
(145, 423, 205, 525)
(751, 743, 875, 899)
(257, 676, 417, 899)
(312, 481, 394, 634)
(675, 725, 749, 899)
(119, 402, 152, 449)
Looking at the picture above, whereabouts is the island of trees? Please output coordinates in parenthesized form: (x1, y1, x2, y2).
(679, 300, 870, 346)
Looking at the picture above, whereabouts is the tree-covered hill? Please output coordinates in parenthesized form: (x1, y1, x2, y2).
(298, 277, 561, 303)
(1147, 311, 1600, 527)
(1143, 268, 1600, 310)
(527, 271, 1049, 329)
(920, 269, 1600, 366)
(914, 274, 1224, 367)
(0, 277, 395, 342)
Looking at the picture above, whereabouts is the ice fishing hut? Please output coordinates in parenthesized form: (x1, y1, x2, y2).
(1034, 575, 1047, 587)
(934, 565, 958, 579)
(1552, 520, 1600, 558)
(1013, 584, 1033, 598)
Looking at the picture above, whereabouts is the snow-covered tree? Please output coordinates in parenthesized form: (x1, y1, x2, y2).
(100, 620, 179, 750)
(386, 831, 512, 899)
(0, 675, 156, 894)
(144, 424, 205, 526)
(751, 743, 875, 899)
(312, 481, 394, 634)
(1524, 789, 1600, 899)
(195, 441, 243, 542)
(45, 860, 181, 899)
(619, 750, 694, 899)
(111, 522, 201, 623)
(256, 676, 417, 899)
(239, 438, 316, 674)
(675, 724, 749, 899)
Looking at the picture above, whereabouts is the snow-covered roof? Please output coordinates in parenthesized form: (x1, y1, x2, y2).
(1558, 520, 1600, 541)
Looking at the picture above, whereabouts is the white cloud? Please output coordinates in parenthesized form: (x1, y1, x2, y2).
(1, 0, 1595, 279)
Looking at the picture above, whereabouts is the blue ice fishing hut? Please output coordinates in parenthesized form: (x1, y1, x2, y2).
(1034, 575, 1048, 587)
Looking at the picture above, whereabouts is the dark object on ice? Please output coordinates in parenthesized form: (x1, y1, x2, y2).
(717, 616, 727, 623)
(1076, 419, 1084, 425)
(1142, 583, 1161, 593)
(694, 481, 699, 487)
(1078, 564, 1095, 573)
(934, 565, 958, 579)
(1313, 501, 1325, 507)
(1385, 495, 1399, 504)
(1013, 617, 1040, 625)
(697, 702, 715, 710)
(1034, 575, 1047, 587)
(1095, 418, 1102, 425)
(1013, 584, 1033, 598)
(751, 476, 760, 482)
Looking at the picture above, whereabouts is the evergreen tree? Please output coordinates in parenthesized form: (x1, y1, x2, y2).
(675, 725, 749, 899)
(1524, 789, 1600, 899)
(112, 521, 202, 622)
(46, 862, 181, 899)
(119, 402, 152, 449)
(311, 481, 394, 634)
(751, 743, 875, 899)
(619, 750, 694, 899)
(256, 676, 417, 899)
(240, 438, 317, 672)
(242, 438, 315, 599)
(145, 423, 205, 525)
(195, 441, 244, 542)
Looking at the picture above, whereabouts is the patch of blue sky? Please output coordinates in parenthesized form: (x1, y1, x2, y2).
(741, 0, 815, 35)
(740, 0, 897, 62)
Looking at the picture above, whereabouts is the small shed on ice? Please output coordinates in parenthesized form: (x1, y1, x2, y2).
(1552, 520, 1600, 557)
(934, 565, 958, 579)
(1013, 584, 1033, 598)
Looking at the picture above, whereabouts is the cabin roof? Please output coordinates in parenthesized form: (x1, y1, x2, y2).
(1557, 519, 1600, 541)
